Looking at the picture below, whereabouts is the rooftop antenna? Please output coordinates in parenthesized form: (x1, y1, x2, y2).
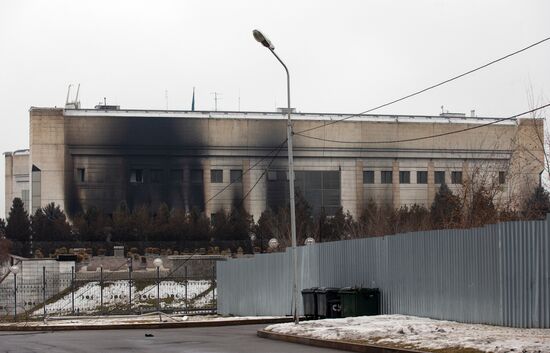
(75, 84, 80, 104)
(66, 84, 72, 105)
(65, 83, 81, 109)
(238, 89, 241, 111)
(165, 89, 169, 110)
(210, 92, 222, 111)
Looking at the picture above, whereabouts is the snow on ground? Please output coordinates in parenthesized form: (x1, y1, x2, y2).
(265, 315, 550, 353)
(34, 280, 213, 315)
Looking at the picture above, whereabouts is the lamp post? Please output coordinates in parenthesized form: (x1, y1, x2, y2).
(153, 258, 163, 313)
(253, 29, 299, 324)
(10, 265, 20, 321)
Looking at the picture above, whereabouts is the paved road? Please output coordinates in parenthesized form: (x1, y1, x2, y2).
(0, 324, 344, 353)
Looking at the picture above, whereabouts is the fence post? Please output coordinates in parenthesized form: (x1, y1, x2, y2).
(13, 272, 17, 321)
(42, 266, 46, 321)
(71, 266, 75, 315)
(100, 266, 104, 313)
(156, 266, 160, 312)
(128, 260, 132, 311)
(184, 266, 188, 313)
(212, 264, 216, 310)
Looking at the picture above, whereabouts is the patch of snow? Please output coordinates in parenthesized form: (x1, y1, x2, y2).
(265, 315, 550, 353)
(34, 280, 213, 315)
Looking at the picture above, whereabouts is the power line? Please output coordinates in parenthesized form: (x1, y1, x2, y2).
(296, 36, 550, 136)
(294, 103, 550, 145)
(237, 142, 285, 207)
(204, 139, 287, 206)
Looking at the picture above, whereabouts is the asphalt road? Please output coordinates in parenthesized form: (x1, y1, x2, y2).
(0, 324, 345, 353)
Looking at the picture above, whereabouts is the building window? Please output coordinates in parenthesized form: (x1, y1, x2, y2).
(363, 171, 374, 184)
(190, 169, 203, 183)
(399, 171, 410, 184)
(151, 169, 163, 183)
(130, 169, 143, 183)
(451, 171, 463, 184)
(434, 171, 445, 184)
(417, 171, 428, 184)
(267, 170, 277, 181)
(230, 169, 243, 183)
(381, 171, 393, 184)
(77, 168, 85, 182)
(170, 169, 183, 184)
(499, 171, 506, 184)
(211, 169, 223, 183)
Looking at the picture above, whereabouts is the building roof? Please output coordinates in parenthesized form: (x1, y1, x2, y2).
(58, 108, 518, 126)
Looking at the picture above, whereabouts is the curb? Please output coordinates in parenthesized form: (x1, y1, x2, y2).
(257, 329, 428, 353)
(0, 317, 292, 332)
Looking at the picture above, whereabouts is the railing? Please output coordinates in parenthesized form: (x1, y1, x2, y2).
(0, 265, 216, 321)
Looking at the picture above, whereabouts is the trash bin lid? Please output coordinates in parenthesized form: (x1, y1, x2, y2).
(301, 287, 318, 294)
(338, 286, 358, 294)
(315, 287, 340, 293)
(357, 287, 380, 294)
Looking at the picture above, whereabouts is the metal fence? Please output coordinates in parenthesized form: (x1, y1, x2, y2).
(0, 265, 217, 321)
(217, 217, 550, 328)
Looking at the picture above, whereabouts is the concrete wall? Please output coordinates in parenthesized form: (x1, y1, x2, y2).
(4, 150, 30, 217)
(23, 108, 544, 220)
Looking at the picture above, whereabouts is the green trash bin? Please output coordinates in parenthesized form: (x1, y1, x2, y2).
(338, 287, 380, 317)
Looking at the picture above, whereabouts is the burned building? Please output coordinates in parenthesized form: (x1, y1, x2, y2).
(4, 105, 544, 221)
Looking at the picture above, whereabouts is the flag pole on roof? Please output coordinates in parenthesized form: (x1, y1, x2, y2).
(191, 87, 195, 111)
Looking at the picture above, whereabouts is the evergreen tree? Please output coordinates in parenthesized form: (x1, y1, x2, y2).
(256, 208, 276, 252)
(189, 207, 211, 241)
(6, 198, 31, 244)
(73, 207, 110, 242)
(152, 203, 171, 241)
(112, 201, 132, 242)
(467, 187, 498, 227)
(0, 218, 6, 238)
(132, 205, 151, 242)
(430, 183, 462, 229)
(523, 185, 550, 220)
(31, 203, 72, 241)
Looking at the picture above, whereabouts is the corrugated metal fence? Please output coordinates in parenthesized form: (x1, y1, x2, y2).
(217, 217, 550, 328)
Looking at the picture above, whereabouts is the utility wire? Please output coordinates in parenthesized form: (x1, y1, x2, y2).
(203, 138, 288, 206)
(237, 142, 286, 208)
(294, 103, 550, 145)
(296, 36, 550, 136)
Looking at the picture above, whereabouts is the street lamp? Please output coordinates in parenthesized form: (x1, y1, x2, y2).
(154, 258, 163, 313)
(253, 29, 299, 324)
(268, 238, 279, 250)
(10, 265, 20, 320)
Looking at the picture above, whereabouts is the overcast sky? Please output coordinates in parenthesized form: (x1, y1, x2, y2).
(1, 0, 549, 217)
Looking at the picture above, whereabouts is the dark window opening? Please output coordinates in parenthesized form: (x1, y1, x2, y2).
(211, 169, 223, 183)
(399, 171, 410, 184)
(267, 170, 277, 181)
(363, 171, 374, 184)
(191, 169, 203, 183)
(381, 171, 393, 184)
(434, 171, 445, 184)
(417, 171, 428, 184)
(151, 169, 163, 183)
(130, 169, 143, 183)
(499, 171, 506, 185)
(170, 169, 183, 184)
(230, 169, 243, 183)
(77, 168, 85, 182)
(451, 171, 463, 184)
